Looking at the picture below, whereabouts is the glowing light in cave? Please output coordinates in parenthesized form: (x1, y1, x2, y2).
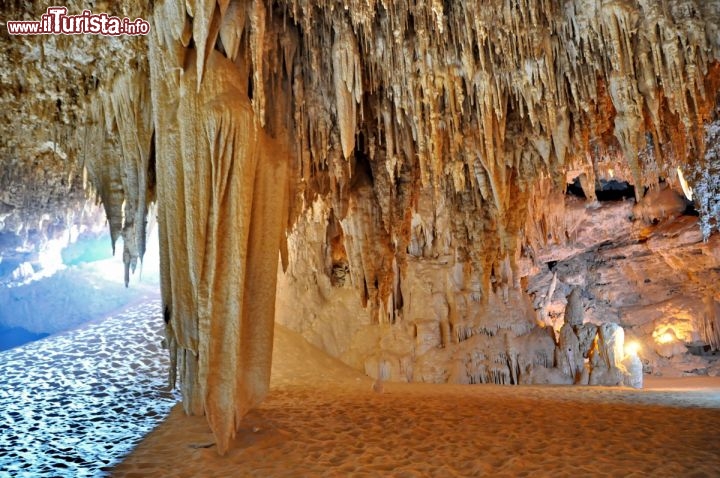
(625, 341, 640, 357)
(653, 325, 689, 345)
(36, 236, 68, 277)
(1, 227, 160, 350)
(677, 166, 693, 200)
(10, 232, 73, 286)
(657, 332, 675, 344)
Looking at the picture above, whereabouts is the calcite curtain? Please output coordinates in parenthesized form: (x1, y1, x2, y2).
(147, 4, 290, 454)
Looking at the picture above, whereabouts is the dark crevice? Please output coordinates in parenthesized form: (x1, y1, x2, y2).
(596, 180, 635, 201)
(566, 177, 636, 201)
(350, 132, 374, 189)
(565, 177, 586, 198)
(395, 279, 404, 311)
(147, 130, 156, 194)
(683, 201, 699, 216)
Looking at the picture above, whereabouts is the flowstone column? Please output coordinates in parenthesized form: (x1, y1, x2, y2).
(150, 34, 288, 453)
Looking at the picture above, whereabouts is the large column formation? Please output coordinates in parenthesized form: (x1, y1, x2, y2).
(146, 1, 290, 455)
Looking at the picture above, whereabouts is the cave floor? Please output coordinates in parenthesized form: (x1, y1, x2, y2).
(1, 297, 718, 477)
(113, 325, 720, 478)
(0, 299, 178, 477)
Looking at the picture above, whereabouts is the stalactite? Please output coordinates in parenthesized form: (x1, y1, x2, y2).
(700, 291, 720, 351)
(272, 0, 720, 327)
(250, 0, 267, 126)
(84, 71, 153, 286)
(332, 22, 362, 160)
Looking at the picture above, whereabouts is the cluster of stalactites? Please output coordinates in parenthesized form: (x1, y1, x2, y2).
(283, 0, 718, 190)
(88, 0, 295, 280)
(266, 0, 720, 312)
(74, 0, 717, 453)
(151, 0, 297, 133)
(82, 70, 154, 287)
(82, 0, 719, 317)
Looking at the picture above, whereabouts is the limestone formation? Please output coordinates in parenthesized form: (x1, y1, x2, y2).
(622, 352, 644, 389)
(631, 183, 688, 224)
(700, 291, 720, 351)
(558, 323, 583, 383)
(574, 323, 598, 359)
(589, 323, 627, 386)
(563, 287, 585, 327)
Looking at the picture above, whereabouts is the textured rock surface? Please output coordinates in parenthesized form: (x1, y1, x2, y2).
(0, 1, 150, 285)
(528, 201, 720, 377)
(2, 0, 720, 454)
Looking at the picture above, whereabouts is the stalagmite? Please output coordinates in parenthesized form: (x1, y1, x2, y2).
(622, 352, 643, 389)
(563, 287, 584, 327)
(574, 323, 597, 359)
(559, 324, 583, 383)
(598, 323, 625, 370)
(589, 323, 626, 386)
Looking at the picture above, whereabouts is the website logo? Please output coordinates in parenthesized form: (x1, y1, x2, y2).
(6, 7, 150, 36)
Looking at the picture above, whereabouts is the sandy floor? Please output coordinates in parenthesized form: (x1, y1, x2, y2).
(2, 295, 717, 477)
(112, 325, 720, 478)
(0, 298, 177, 477)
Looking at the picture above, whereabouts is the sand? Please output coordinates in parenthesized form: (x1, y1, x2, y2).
(1, 295, 717, 477)
(0, 299, 176, 477)
(112, 324, 720, 478)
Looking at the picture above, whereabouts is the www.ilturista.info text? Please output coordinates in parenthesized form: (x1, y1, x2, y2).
(6, 7, 149, 36)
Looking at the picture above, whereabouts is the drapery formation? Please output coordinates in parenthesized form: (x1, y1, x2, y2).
(147, 13, 290, 453)
(79, 0, 295, 455)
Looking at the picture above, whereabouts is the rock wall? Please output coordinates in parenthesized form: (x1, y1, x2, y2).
(270, 2, 720, 391)
(527, 195, 720, 377)
(276, 186, 720, 383)
(276, 194, 546, 385)
(0, 0, 150, 284)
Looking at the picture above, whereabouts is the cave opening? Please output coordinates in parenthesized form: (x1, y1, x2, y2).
(596, 179, 636, 201)
(565, 177, 586, 198)
(683, 201, 700, 216)
(0, 228, 161, 353)
(686, 343, 720, 356)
